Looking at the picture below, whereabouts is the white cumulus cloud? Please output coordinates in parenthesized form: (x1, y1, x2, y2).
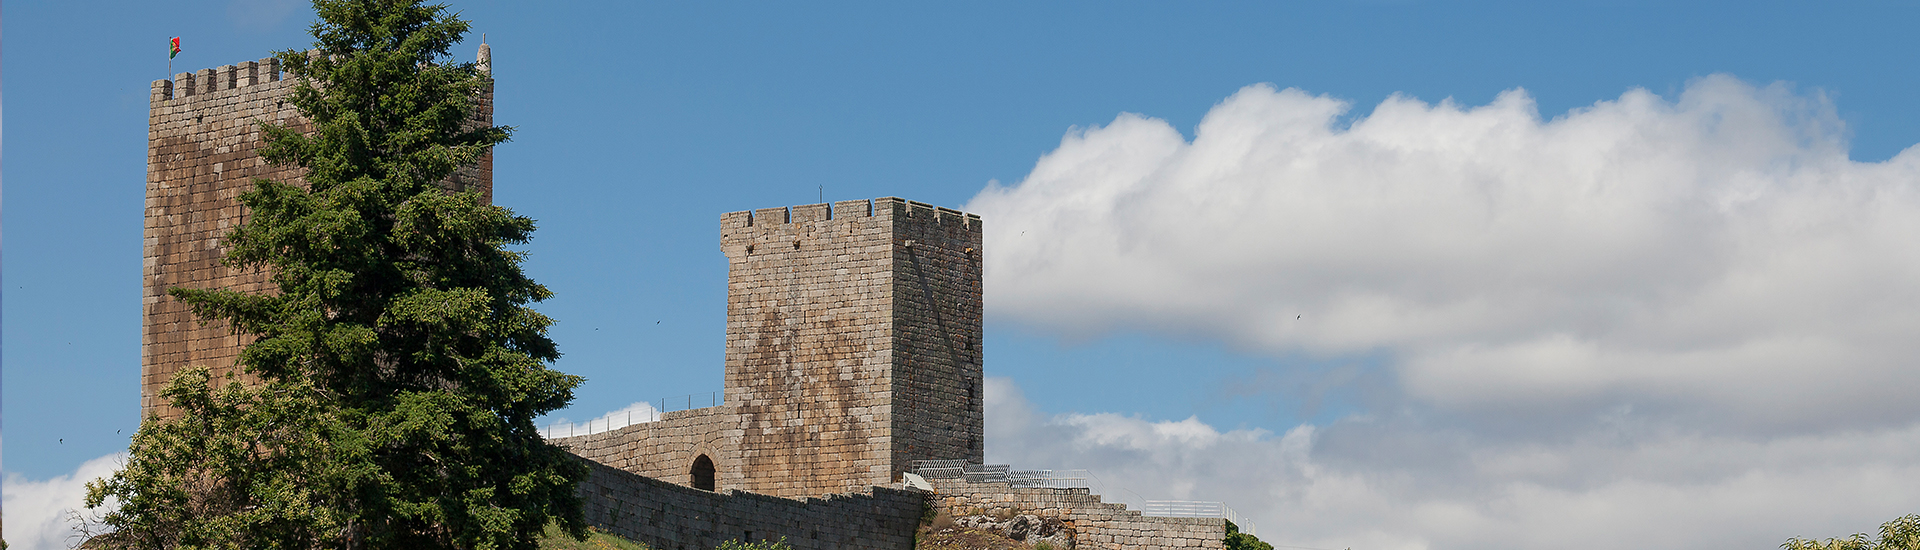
(3, 453, 124, 550)
(968, 76, 1920, 549)
(969, 75, 1920, 432)
(985, 377, 1920, 550)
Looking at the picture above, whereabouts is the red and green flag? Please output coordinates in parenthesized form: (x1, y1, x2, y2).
(169, 37, 181, 59)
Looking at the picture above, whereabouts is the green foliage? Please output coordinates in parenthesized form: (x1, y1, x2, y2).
(1224, 520, 1274, 550)
(534, 523, 651, 550)
(86, 1, 587, 548)
(86, 369, 352, 547)
(714, 538, 793, 550)
(1784, 514, 1920, 550)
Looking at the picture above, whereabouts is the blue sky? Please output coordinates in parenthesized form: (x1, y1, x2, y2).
(11, 2, 1920, 549)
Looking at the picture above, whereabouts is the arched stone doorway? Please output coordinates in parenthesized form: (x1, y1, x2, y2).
(691, 454, 717, 491)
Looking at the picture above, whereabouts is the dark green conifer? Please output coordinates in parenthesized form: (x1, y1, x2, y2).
(88, 1, 589, 548)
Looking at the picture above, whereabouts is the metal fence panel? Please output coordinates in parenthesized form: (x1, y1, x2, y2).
(1143, 500, 1254, 535)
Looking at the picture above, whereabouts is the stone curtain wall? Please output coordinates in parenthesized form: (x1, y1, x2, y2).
(551, 405, 742, 490)
(718, 198, 985, 498)
(927, 478, 1227, 550)
(577, 459, 926, 550)
(142, 52, 494, 420)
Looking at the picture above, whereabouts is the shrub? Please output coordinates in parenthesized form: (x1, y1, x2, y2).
(930, 510, 957, 531)
(1225, 520, 1273, 550)
(716, 537, 793, 550)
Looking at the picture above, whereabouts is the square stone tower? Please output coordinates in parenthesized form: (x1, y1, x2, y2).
(720, 198, 985, 496)
(142, 51, 493, 420)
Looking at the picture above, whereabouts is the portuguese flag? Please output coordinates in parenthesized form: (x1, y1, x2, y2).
(169, 37, 181, 59)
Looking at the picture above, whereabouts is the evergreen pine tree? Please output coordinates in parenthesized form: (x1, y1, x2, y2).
(87, 1, 589, 547)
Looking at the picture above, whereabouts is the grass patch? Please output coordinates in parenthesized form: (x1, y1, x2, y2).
(916, 527, 1036, 550)
(716, 539, 794, 550)
(536, 522, 654, 550)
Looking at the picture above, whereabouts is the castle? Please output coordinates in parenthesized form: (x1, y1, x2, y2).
(145, 47, 1228, 550)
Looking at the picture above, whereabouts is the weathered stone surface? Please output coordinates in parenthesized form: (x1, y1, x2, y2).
(952, 514, 1077, 549)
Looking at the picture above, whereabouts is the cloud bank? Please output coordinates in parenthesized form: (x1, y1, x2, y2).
(969, 76, 1920, 549)
(3, 453, 124, 550)
(986, 377, 1920, 550)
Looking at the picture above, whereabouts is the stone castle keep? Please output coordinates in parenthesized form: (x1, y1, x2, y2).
(145, 49, 1228, 550)
(554, 197, 986, 497)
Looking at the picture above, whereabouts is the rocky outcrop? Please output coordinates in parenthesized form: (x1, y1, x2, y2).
(950, 514, 1076, 549)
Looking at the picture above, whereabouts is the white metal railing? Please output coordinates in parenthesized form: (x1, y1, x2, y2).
(1142, 500, 1254, 535)
(964, 463, 1010, 483)
(910, 462, 1093, 489)
(1007, 468, 1091, 489)
(911, 459, 968, 479)
(655, 391, 725, 413)
(540, 391, 725, 439)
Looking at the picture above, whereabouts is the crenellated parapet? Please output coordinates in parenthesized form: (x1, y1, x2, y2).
(720, 197, 981, 232)
(150, 56, 285, 103)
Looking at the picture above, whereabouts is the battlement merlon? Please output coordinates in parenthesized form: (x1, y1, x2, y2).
(150, 56, 285, 103)
(720, 197, 983, 249)
(722, 197, 981, 227)
(150, 44, 494, 103)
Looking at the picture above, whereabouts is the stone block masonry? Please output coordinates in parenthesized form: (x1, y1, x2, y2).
(142, 51, 494, 420)
(577, 459, 925, 550)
